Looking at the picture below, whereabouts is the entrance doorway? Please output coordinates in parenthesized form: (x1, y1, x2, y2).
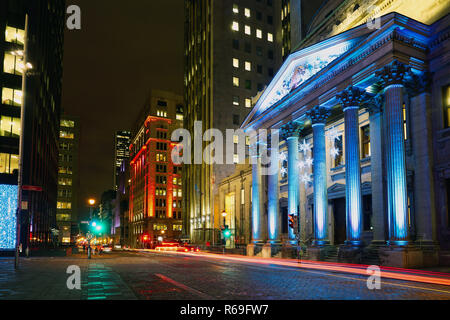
(333, 198, 346, 244)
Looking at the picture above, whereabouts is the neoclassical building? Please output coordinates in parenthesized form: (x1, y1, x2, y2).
(241, 9, 450, 267)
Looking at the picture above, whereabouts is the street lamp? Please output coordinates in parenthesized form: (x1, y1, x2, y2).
(87, 198, 96, 259)
(221, 210, 227, 227)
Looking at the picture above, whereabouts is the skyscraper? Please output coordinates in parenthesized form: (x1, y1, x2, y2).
(0, 0, 65, 250)
(184, 0, 282, 244)
(57, 116, 80, 245)
(114, 130, 131, 191)
(280, 0, 326, 60)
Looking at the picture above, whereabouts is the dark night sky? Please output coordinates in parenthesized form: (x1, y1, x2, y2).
(61, 0, 184, 219)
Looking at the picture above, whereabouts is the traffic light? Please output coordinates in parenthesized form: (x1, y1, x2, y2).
(222, 225, 231, 239)
(90, 220, 104, 235)
(143, 234, 149, 242)
(288, 214, 299, 235)
(288, 214, 295, 230)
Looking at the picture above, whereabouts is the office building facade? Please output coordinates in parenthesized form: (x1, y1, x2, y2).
(184, 0, 282, 244)
(129, 90, 184, 248)
(57, 116, 80, 245)
(0, 0, 65, 249)
(114, 130, 131, 191)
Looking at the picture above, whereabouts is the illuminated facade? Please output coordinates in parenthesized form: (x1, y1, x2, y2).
(242, 1, 450, 267)
(129, 90, 183, 248)
(56, 116, 80, 245)
(184, 0, 282, 245)
(114, 130, 131, 191)
(0, 0, 65, 249)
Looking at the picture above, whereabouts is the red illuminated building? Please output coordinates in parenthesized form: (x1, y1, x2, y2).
(129, 90, 183, 248)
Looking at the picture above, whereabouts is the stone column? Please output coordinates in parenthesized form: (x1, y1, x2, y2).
(250, 144, 264, 244)
(337, 87, 367, 246)
(267, 145, 281, 244)
(281, 122, 303, 242)
(375, 61, 410, 246)
(406, 72, 437, 244)
(367, 94, 386, 245)
(306, 106, 331, 246)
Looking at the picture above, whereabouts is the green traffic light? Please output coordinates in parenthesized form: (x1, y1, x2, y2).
(224, 229, 231, 238)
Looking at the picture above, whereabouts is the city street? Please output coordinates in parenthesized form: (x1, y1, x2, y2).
(1, 251, 449, 300)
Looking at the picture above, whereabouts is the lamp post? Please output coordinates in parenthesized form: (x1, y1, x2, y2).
(221, 210, 227, 254)
(15, 14, 29, 270)
(87, 198, 96, 259)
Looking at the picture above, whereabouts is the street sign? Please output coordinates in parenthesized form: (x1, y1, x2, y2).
(22, 185, 43, 192)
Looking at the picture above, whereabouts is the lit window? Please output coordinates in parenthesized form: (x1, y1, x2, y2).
(245, 98, 252, 108)
(0, 116, 20, 138)
(444, 85, 450, 128)
(60, 120, 75, 128)
(0, 153, 18, 174)
(245, 136, 250, 146)
(256, 29, 262, 39)
(57, 202, 72, 209)
(233, 4, 239, 14)
(233, 135, 239, 144)
(232, 21, 239, 32)
(267, 33, 273, 42)
(233, 58, 239, 68)
(3, 53, 23, 75)
(245, 8, 251, 17)
(233, 77, 239, 87)
(245, 61, 251, 71)
(60, 131, 74, 139)
(233, 96, 239, 106)
(245, 25, 251, 35)
(1, 88, 22, 107)
(5, 26, 25, 45)
(241, 188, 245, 205)
(176, 114, 184, 121)
(360, 125, 371, 159)
(233, 154, 239, 163)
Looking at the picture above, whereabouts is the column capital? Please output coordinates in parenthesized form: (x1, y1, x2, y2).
(375, 60, 411, 88)
(364, 93, 384, 115)
(306, 106, 331, 125)
(281, 121, 304, 140)
(404, 71, 433, 97)
(337, 86, 368, 109)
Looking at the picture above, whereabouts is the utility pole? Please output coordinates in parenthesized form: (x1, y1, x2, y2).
(15, 14, 29, 270)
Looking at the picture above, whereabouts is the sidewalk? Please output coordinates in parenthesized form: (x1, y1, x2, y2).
(0, 254, 137, 300)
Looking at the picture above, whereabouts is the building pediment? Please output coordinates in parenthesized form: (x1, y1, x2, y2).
(241, 12, 430, 132)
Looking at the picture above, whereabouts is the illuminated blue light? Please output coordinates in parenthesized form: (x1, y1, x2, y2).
(0, 184, 18, 249)
(312, 123, 328, 242)
(251, 156, 261, 242)
(287, 137, 299, 241)
(267, 149, 279, 241)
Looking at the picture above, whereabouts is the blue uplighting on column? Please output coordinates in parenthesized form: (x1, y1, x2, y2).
(307, 106, 330, 245)
(344, 106, 363, 244)
(376, 61, 410, 246)
(312, 123, 327, 243)
(267, 148, 279, 242)
(337, 86, 367, 246)
(0, 184, 18, 250)
(287, 137, 299, 241)
(251, 155, 261, 243)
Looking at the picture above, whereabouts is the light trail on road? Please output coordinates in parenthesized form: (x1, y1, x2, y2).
(129, 249, 450, 287)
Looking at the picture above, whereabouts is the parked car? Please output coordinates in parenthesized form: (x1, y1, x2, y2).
(102, 245, 112, 253)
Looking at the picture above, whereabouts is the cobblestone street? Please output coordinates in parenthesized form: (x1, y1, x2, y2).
(1, 251, 449, 300)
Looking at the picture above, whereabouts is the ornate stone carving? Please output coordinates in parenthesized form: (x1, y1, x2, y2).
(404, 71, 433, 97)
(363, 93, 384, 115)
(337, 86, 369, 108)
(280, 121, 303, 140)
(375, 60, 411, 87)
(306, 106, 331, 125)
